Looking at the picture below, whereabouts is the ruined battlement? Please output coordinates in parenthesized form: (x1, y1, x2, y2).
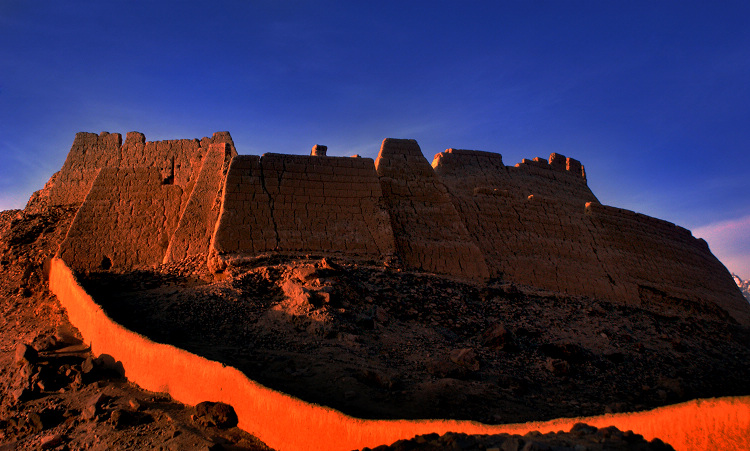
(28, 131, 236, 208)
(44, 131, 750, 325)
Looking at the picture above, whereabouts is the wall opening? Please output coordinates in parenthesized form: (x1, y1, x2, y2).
(100, 256, 112, 270)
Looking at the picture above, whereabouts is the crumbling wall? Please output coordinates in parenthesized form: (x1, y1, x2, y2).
(58, 168, 183, 272)
(164, 143, 237, 262)
(42, 130, 750, 323)
(375, 139, 489, 279)
(433, 148, 750, 324)
(585, 203, 750, 325)
(210, 153, 395, 268)
(28, 131, 236, 210)
(433, 149, 608, 285)
(27, 132, 123, 208)
(505, 153, 598, 205)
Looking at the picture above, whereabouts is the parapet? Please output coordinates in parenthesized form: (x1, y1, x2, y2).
(28, 131, 236, 210)
(515, 152, 586, 180)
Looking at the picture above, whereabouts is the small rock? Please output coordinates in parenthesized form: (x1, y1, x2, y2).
(194, 401, 238, 429)
(11, 386, 31, 402)
(21, 412, 44, 433)
(128, 398, 142, 411)
(110, 408, 148, 429)
(82, 392, 108, 420)
(35, 335, 58, 352)
(39, 433, 64, 449)
(450, 348, 479, 371)
(317, 287, 335, 305)
(545, 358, 570, 376)
(570, 423, 598, 435)
(481, 323, 514, 350)
(14, 343, 38, 365)
(81, 356, 96, 374)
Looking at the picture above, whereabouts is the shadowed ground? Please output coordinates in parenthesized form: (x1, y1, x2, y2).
(80, 255, 750, 424)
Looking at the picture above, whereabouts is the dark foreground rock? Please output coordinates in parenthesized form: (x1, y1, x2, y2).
(359, 424, 674, 451)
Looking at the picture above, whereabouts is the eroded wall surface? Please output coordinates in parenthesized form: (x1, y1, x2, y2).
(28, 132, 123, 207)
(164, 142, 237, 263)
(58, 168, 183, 271)
(375, 139, 489, 279)
(586, 202, 750, 325)
(433, 148, 750, 325)
(28, 131, 236, 210)
(210, 153, 395, 267)
(45, 130, 750, 324)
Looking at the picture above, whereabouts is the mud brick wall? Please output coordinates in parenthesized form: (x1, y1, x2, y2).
(30, 132, 123, 207)
(164, 142, 237, 263)
(375, 140, 489, 279)
(29, 131, 236, 210)
(210, 153, 395, 267)
(119, 131, 236, 216)
(210, 156, 274, 260)
(433, 149, 607, 285)
(585, 203, 750, 325)
(505, 154, 599, 206)
(433, 148, 750, 324)
(58, 168, 183, 272)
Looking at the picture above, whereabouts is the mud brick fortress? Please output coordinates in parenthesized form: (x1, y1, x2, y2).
(30, 131, 750, 325)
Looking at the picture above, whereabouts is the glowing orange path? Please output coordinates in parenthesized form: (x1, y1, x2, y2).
(49, 257, 750, 451)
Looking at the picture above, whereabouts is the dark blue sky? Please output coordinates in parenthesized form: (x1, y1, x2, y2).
(1, 1, 749, 277)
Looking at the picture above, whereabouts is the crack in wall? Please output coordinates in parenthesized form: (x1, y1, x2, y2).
(258, 157, 280, 250)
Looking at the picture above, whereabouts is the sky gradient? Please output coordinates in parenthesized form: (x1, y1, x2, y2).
(1, 1, 749, 278)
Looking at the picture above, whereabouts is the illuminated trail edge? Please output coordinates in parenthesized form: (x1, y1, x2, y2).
(49, 257, 750, 451)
